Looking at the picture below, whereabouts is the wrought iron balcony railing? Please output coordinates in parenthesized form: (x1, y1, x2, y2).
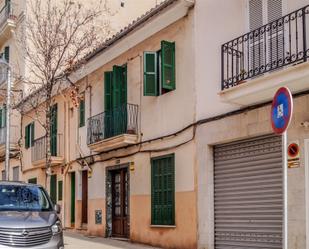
(31, 134, 63, 162)
(87, 103, 138, 145)
(221, 5, 309, 90)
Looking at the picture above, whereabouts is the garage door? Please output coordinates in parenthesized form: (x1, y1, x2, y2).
(214, 134, 283, 249)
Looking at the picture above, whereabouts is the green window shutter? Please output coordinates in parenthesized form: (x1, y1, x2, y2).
(3, 106, 6, 128)
(104, 71, 113, 112)
(121, 65, 127, 105)
(79, 99, 85, 127)
(161, 41, 176, 90)
(151, 154, 175, 225)
(112, 65, 127, 137)
(104, 71, 113, 138)
(50, 175, 57, 204)
(0, 109, 3, 128)
(112, 65, 123, 109)
(25, 125, 30, 149)
(5, 0, 10, 14)
(28, 177, 37, 184)
(58, 180, 63, 201)
(30, 122, 35, 147)
(4, 46, 9, 63)
(144, 52, 158, 96)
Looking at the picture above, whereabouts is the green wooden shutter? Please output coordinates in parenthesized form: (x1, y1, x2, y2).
(112, 65, 123, 109)
(161, 41, 176, 90)
(30, 123, 35, 147)
(79, 99, 85, 127)
(112, 65, 127, 137)
(58, 180, 63, 201)
(151, 154, 175, 225)
(50, 175, 57, 204)
(2, 106, 6, 128)
(104, 71, 113, 138)
(28, 178, 37, 184)
(0, 109, 3, 128)
(4, 46, 9, 63)
(25, 125, 30, 149)
(121, 65, 127, 135)
(50, 104, 58, 156)
(5, 0, 10, 14)
(144, 52, 158, 96)
(121, 65, 127, 105)
(104, 72, 113, 112)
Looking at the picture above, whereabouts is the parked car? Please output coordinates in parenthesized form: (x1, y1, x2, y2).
(0, 181, 64, 249)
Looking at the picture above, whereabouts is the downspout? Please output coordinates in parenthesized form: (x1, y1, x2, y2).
(60, 92, 69, 225)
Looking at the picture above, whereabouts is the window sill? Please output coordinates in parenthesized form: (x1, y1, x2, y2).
(150, 225, 176, 229)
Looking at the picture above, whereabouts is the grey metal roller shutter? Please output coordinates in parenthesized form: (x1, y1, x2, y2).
(214, 134, 283, 249)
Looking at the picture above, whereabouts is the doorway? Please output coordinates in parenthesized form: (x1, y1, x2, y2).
(70, 172, 75, 225)
(50, 175, 57, 204)
(106, 165, 129, 238)
(82, 170, 88, 225)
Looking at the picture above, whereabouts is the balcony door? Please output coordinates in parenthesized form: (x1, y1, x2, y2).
(248, 0, 284, 74)
(104, 65, 127, 139)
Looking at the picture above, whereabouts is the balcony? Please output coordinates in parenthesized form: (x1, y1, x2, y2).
(87, 103, 138, 152)
(31, 134, 64, 167)
(0, 125, 19, 156)
(220, 5, 309, 106)
(0, 2, 17, 44)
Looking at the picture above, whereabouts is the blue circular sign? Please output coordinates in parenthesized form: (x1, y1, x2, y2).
(271, 87, 293, 134)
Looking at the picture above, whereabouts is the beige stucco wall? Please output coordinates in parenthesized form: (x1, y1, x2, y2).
(57, 12, 198, 248)
(196, 93, 309, 249)
(194, 0, 309, 119)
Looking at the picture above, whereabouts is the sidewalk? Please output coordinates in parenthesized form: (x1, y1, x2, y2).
(64, 231, 162, 249)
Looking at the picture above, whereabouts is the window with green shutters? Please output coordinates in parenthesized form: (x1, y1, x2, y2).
(58, 180, 63, 201)
(25, 122, 35, 149)
(144, 40, 176, 96)
(151, 154, 175, 226)
(79, 96, 85, 127)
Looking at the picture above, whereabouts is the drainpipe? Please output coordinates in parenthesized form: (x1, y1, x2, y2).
(60, 93, 69, 225)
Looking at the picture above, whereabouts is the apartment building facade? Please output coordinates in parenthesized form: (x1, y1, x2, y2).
(62, 1, 196, 248)
(3, 0, 309, 249)
(0, 0, 164, 183)
(12, 0, 197, 249)
(194, 0, 309, 249)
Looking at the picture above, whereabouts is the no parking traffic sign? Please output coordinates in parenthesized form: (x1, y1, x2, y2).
(270, 87, 293, 249)
(271, 87, 293, 134)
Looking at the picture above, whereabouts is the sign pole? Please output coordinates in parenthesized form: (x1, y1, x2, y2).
(270, 87, 293, 249)
(283, 131, 288, 249)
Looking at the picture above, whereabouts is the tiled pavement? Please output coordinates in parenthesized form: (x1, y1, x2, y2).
(64, 231, 162, 249)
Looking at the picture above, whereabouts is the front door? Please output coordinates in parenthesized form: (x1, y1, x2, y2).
(70, 172, 76, 225)
(112, 168, 128, 237)
(82, 171, 88, 224)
